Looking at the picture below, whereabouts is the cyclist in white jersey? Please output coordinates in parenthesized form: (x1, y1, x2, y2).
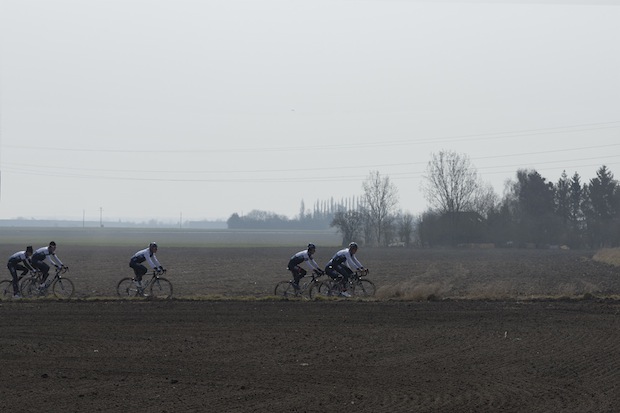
(7, 246, 36, 297)
(32, 241, 66, 285)
(287, 243, 324, 290)
(129, 242, 165, 287)
(324, 242, 365, 297)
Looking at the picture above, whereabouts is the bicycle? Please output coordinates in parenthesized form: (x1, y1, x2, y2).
(20, 266, 75, 299)
(117, 269, 172, 299)
(311, 269, 376, 298)
(274, 270, 324, 299)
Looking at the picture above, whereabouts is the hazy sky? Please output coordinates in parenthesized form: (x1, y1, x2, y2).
(1, 0, 619, 223)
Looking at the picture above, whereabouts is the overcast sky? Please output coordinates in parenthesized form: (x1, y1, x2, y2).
(0, 0, 619, 223)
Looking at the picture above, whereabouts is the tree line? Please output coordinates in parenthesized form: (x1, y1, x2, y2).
(227, 150, 620, 249)
(226, 197, 364, 230)
(419, 151, 620, 249)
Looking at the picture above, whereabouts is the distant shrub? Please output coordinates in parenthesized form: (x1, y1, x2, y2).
(593, 248, 620, 267)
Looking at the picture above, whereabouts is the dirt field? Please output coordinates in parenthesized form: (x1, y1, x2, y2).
(2, 243, 620, 412)
(2, 244, 618, 300)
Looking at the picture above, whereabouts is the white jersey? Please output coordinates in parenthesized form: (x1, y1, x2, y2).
(8, 251, 35, 270)
(131, 248, 162, 269)
(289, 250, 321, 271)
(33, 246, 63, 267)
(328, 248, 363, 271)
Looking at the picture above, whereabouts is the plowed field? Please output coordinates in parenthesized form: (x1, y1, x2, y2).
(2, 243, 620, 412)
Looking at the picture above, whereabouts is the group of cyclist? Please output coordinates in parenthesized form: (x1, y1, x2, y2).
(6, 241, 165, 299)
(8, 239, 359, 299)
(287, 242, 366, 298)
(6, 241, 67, 299)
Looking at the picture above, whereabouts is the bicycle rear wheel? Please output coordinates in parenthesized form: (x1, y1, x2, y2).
(311, 279, 340, 298)
(1, 280, 15, 298)
(274, 280, 299, 298)
(150, 277, 173, 299)
(52, 277, 74, 299)
(350, 279, 376, 297)
(117, 277, 140, 297)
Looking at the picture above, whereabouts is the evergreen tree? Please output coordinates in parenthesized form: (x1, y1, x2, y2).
(583, 165, 619, 247)
(555, 171, 571, 225)
(554, 171, 571, 244)
(510, 169, 558, 246)
(567, 172, 585, 247)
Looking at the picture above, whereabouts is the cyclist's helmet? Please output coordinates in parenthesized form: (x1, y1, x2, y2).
(26, 246, 33, 253)
(307, 243, 316, 251)
(348, 242, 358, 249)
(149, 242, 158, 249)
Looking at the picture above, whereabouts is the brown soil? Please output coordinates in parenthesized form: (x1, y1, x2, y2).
(2, 246, 620, 412)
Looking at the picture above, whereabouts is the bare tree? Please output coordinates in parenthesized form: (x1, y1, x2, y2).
(422, 150, 483, 214)
(472, 182, 499, 218)
(362, 171, 399, 246)
(330, 210, 365, 246)
(397, 212, 415, 247)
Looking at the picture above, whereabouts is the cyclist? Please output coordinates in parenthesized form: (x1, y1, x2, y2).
(130, 242, 165, 288)
(32, 241, 66, 286)
(7, 246, 36, 298)
(324, 242, 366, 298)
(287, 243, 324, 291)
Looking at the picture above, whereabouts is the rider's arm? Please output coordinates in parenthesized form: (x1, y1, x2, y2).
(346, 252, 363, 271)
(146, 254, 162, 270)
(152, 255, 162, 269)
(49, 253, 64, 268)
(145, 254, 157, 269)
(307, 257, 321, 272)
(25, 258, 37, 272)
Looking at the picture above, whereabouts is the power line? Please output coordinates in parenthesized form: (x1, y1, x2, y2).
(3, 120, 620, 154)
(3, 142, 620, 176)
(4, 155, 620, 184)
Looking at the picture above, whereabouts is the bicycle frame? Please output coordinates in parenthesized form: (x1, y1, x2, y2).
(22, 268, 59, 289)
(299, 271, 322, 290)
(20, 266, 74, 299)
(142, 270, 166, 290)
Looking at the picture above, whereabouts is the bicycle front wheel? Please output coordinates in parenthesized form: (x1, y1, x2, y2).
(52, 277, 75, 299)
(308, 281, 323, 299)
(117, 277, 140, 298)
(150, 277, 173, 299)
(350, 279, 376, 297)
(20, 278, 40, 298)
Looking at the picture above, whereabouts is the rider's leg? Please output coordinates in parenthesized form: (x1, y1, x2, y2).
(288, 266, 306, 289)
(8, 264, 20, 296)
(131, 263, 148, 286)
(33, 261, 49, 284)
(336, 265, 353, 293)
